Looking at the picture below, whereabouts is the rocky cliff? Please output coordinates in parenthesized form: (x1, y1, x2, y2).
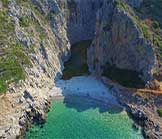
(87, 0, 160, 82)
(0, 0, 70, 138)
(55, 0, 104, 44)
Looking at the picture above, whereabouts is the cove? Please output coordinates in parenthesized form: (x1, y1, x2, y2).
(25, 39, 144, 139)
(25, 97, 143, 139)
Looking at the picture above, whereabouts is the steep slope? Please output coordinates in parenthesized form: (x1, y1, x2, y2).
(0, 0, 70, 138)
(87, 0, 161, 83)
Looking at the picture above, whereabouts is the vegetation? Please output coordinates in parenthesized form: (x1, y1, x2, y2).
(116, 0, 162, 58)
(20, 1, 47, 40)
(135, 0, 162, 27)
(0, 4, 32, 93)
(134, 0, 162, 67)
(19, 16, 31, 27)
(1, 0, 9, 8)
(0, 43, 32, 93)
(157, 109, 162, 117)
(62, 40, 92, 80)
(116, 0, 151, 39)
(0, 10, 14, 45)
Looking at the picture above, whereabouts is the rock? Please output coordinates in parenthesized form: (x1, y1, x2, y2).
(155, 124, 161, 132)
(23, 90, 34, 102)
(87, 0, 157, 82)
(132, 123, 140, 130)
(147, 80, 162, 91)
(0, 1, 2, 9)
(122, 0, 143, 7)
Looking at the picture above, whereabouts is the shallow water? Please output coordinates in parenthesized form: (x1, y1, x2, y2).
(25, 98, 143, 139)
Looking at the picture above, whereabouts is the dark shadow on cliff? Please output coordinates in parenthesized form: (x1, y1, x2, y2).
(66, 0, 103, 44)
(61, 40, 92, 80)
(102, 63, 145, 88)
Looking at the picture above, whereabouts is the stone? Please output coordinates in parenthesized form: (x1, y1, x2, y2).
(23, 90, 34, 102)
(0, 1, 2, 9)
(87, 0, 157, 82)
(122, 0, 143, 7)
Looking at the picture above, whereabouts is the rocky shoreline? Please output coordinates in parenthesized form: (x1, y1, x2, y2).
(101, 77, 162, 139)
(0, 76, 162, 139)
(0, 74, 55, 138)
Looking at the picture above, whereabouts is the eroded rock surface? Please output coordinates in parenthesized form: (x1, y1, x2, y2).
(87, 0, 157, 82)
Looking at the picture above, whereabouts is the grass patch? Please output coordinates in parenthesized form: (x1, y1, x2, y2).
(1, 0, 9, 8)
(62, 40, 92, 80)
(0, 0, 44, 94)
(19, 16, 31, 27)
(157, 109, 162, 117)
(0, 43, 32, 93)
(102, 63, 145, 88)
(0, 9, 14, 45)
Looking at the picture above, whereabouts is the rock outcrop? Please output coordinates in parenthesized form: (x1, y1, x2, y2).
(0, 0, 70, 138)
(87, 0, 157, 82)
(122, 0, 143, 7)
(63, 0, 103, 44)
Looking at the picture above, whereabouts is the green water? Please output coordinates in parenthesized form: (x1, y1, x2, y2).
(26, 98, 143, 139)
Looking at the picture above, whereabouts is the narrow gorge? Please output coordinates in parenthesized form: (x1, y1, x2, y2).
(0, 0, 162, 139)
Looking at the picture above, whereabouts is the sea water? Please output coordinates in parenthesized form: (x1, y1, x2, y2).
(26, 97, 143, 139)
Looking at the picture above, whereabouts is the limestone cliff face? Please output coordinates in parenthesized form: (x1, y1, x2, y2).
(87, 0, 157, 82)
(31, 0, 103, 43)
(122, 0, 143, 7)
(59, 0, 104, 44)
(0, 0, 70, 138)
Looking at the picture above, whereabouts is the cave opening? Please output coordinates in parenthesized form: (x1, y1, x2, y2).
(62, 40, 92, 80)
(62, 0, 145, 88)
(102, 63, 145, 88)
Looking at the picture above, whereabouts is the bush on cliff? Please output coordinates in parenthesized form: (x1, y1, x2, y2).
(157, 109, 162, 117)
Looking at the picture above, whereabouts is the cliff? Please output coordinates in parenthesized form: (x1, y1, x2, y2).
(0, 0, 70, 138)
(87, 0, 161, 82)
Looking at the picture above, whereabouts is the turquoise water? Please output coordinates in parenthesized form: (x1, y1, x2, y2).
(25, 98, 143, 139)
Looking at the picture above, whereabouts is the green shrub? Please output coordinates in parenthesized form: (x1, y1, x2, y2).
(19, 16, 31, 27)
(0, 10, 14, 44)
(0, 43, 32, 93)
(1, 0, 9, 7)
(153, 21, 161, 29)
(0, 80, 7, 94)
(157, 109, 162, 117)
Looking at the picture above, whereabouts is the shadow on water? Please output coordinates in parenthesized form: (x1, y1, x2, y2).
(64, 95, 123, 114)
